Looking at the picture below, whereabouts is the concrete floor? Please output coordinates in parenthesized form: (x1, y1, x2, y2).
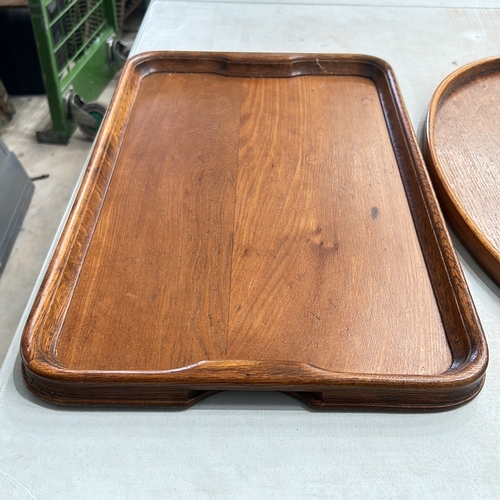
(0, 15, 142, 366)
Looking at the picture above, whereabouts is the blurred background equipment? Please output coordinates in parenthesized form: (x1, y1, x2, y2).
(28, 0, 123, 142)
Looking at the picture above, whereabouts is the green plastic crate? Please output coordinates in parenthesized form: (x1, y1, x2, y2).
(28, 0, 120, 143)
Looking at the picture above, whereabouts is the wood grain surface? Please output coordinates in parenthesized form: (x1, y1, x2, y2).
(425, 56, 500, 285)
(21, 53, 488, 410)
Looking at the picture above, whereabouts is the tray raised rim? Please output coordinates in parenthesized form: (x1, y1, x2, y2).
(21, 52, 488, 410)
(424, 55, 500, 285)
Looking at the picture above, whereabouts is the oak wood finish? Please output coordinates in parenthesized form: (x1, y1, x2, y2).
(21, 52, 488, 410)
(424, 56, 500, 285)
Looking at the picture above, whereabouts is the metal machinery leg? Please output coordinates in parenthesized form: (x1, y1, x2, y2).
(61, 38, 129, 140)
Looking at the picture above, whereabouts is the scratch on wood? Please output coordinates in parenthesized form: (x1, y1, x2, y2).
(315, 59, 327, 73)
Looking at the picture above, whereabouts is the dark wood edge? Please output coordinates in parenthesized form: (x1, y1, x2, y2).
(22, 361, 485, 410)
(20, 52, 488, 409)
(290, 374, 486, 411)
(22, 365, 218, 408)
(424, 55, 500, 285)
(133, 51, 393, 78)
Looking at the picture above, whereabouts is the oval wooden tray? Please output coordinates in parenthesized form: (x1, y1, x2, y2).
(21, 52, 487, 410)
(424, 56, 500, 285)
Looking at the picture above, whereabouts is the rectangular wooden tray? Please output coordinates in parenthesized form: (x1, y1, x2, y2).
(21, 52, 488, 410)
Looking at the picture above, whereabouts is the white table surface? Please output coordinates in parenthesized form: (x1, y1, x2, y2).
(1, 1, 500, 498)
